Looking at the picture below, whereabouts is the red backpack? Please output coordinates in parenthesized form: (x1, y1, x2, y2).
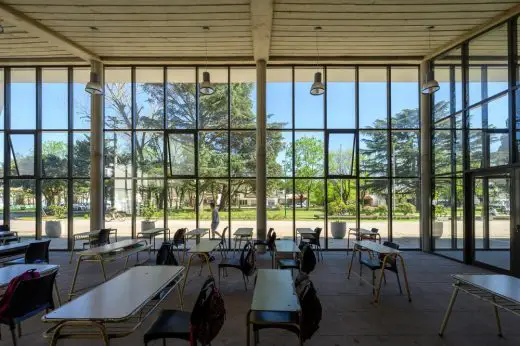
(0, 269, 40, 316)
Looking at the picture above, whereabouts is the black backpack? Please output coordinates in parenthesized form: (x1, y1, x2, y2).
(240, 242, 256, 276)
(156, 242, 179, 266)
(300, 244, 316, 274)
(190, 277, 226, 345)
(297, 279, 322, 341)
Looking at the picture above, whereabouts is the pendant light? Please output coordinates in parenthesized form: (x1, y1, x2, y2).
(422, 26, 440, 95)
(85, 71, 103, 95)
(310, 26, 325, 96)
(200, 26, 214, 95)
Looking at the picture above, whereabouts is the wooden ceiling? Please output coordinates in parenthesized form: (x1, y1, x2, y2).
(0, 0, 518, 64)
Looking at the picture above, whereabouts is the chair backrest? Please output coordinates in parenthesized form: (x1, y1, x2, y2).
(371, 228, 379, 233)
(156, 242, 179, 265)
(220, 226, 229, 243)
(25, 240, 51, 264)
(380, 241, 399, 265)
(314, 227, 323, 239)
(239, 242, 256, 276)
(4, 270, 57, 320)
(173, 228, 187, 243)
(267, 231, 277, 251)
(300, 244, 317, 274)
(190, 276, 226, 345)
(383, 241, 399, 250)
(0, 224, 9, 232)
(297, 279, 322, 341)
(97, 228, 111, 245)
(267, 228, 274, 239)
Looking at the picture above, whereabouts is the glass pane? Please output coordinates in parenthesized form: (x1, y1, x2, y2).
(10, 134, 34, 176)
(73, 132, 90, 177)
(168, 133, 195, 176)
(167, 179, 197, 231)
(73, 68, 91, 129)
(0, 133, 4, 177)
(198, 68, 228, 129)
(42, 132, 68, 177)
(42, 179, 67, 249)
(267, 131, 292, 177)
(104, 67, 132, 129)
(359, 179, 389, 243)
(432, 179, 462, 258)
(136, 68, 164, 129)
(167, 68, 196, 129)
(489, 132, 509, 167)
(469, 130, 483, 169)
(231, 68, 256, 128)
(359, 67, 387, 128)
(231, 131, 256, 177)
(433, 130, 451, 175)
(327, 68, 355, 129)
(433, 47, 463, 117)
(42, 68, 68, 129)
(198, 179, 229, 236)
(11, 68, 36, 130)
(392, 179, 420, 248)
(295, 179, 324, 241)
(392, 131, 419, 177)
(328, 133, 355, 176)
(73, 179, 90, 247)
(359, 130, 387, 177)
(295, 68, 323, 129)
(0, 181, 4, 226)
(267, 68, 292, 129)
(199, 131, 228, 177)
(0, 69, 4, 129)
(391, 67, 419, 129)
(468, 24, 508, 105)
(136, 179, 165, 239)
(10, 179, 35, 241)
(230, 179, 256, 238)
(469, 93, 508, 129)
(104, 178, 132, 240)
(294, 132, 324, 177)
(104, 132, 132, 178)
(327, 179, 356, 249)
(136, 131, 164, 177)
(267, 179, 293, 238)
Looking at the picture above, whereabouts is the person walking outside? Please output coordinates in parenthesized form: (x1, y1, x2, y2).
(210, 201, 220, 239)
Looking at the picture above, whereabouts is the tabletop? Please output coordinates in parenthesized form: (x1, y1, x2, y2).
(296, 228, 315, 235)
(43, 266, 184, 321)
(234, 228, 253, 236)
(74, 230, 101, 237)
(78, 239, 147, 256)
(188, 239, 221, 253)
(453, 274, 520, 303)
(138, 228, 169, 236)
(251, 269, 300, 312)
(0, 231, 16, 236)
(0, 264, 59, 288)
(275, 239, 300, 253)
(353, 240, 400, 254)
(186, 228, 209, 236)
(349, 228, 377, 235)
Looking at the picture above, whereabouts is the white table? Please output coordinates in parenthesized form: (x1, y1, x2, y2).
(296, 228, 315, 236)
(439, 274, 520, 337)
(181, 239, 221, 295)
(347, 240, 411, 303)
(347, 227, 381, 250)
(273, 240, 300, 269)
(0, 230, 19, 245)
(0, 264, 62, 306)
(69, 229, 118, 263)
(138, 227, 170, 251)
(185, 228, 209, 243)
(68, 239, 151, 299)
(43, 266, 185, 345)
(233, 228, 254, 256)
(246, 269, 300, 346)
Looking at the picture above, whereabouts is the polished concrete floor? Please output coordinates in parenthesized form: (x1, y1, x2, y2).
(2, 250, 520, 346)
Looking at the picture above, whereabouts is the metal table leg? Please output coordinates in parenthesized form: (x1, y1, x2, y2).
(439, 285, 459, 336)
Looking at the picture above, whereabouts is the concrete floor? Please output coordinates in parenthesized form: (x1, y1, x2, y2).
(3, 251, 520, 346)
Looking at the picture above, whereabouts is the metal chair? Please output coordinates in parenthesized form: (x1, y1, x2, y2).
(300, 227, 323, 262)
(83, 228, 111, 249)
(253, 228, 274, 248)
(171, 228, 189, 262)
(278, 244, 316, 276)
(359, 241, 402, 295)
(0, 270, 58, 346)
(218, 241, 256, 291)
(6, 240, 51, 265)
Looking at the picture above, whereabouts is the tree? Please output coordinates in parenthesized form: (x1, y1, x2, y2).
(291, 136, 323, 210)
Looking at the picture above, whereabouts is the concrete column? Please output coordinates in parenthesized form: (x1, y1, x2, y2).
(420, 61, 432, 252)
(90, 60, 104, 231)
(256, 59, 267, 241)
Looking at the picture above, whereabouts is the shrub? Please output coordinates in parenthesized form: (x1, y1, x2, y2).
(375, 204, 388, 216)
(345, 202, 357, 215)
(49, 205, 66, 219)
(397, 202, 416, 216)
(328, 199, 347, 216)
(362, 206, 376, 216)
(435, 205, 448, 217)
(142, 204, 157, 221)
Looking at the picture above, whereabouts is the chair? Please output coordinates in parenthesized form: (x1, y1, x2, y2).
(300, 227, 323, 262)
(83, 228, 111, 249)
(0, 270, 57, 345)
(361, 228, 380, 243)
(253, 228, 274, 248)
(218, 241, 256, 291)
(359, 241, 402, 294)
(212, 226, 228, 258)
(144, 277, 225, 346)
(6, 240, 51, 265)
(278, 244, 316, 276)
(171, 228, 188, 262)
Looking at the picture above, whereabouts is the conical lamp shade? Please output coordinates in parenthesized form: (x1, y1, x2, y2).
(200, 71, 215, 95)
(310, 72, 325, 95)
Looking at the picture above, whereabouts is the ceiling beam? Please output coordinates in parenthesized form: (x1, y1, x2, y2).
(423, 3, 520, 61)
(0, 2, 99, 62)
(250, 0, 273, 62)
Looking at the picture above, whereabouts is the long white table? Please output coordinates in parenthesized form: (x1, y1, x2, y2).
(68, 239, 151, 299)
(181, 239, 221, 295)
(0, 264, 62, 306)
(137, 227, 170, 252)
(439, 274, 520, 337)
(43, 266, 185, 345)
(347, 240, 411, 304)
(246, 269, 300, 346)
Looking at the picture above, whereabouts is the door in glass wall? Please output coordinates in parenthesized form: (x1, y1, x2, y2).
(473, 174, 510, 271)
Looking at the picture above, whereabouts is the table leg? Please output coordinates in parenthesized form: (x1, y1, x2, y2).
(177, 282, 184, 311)
(492, 295, 503, 337)
(347, 246, 357, 279)
(68, 256, 83, 300)
(373, 254, 389, 303)
(233, 236, 238, 258)
(68, 237, 76, 264)
(397, 254, 412, 302)
(439, 285, 459, 336)
(181, 254, 195, 295)
(246, 310, 252, 346)
(200, 252, 214, 277)
(123, 254, 130, 271)
(53, 279, 62, 307)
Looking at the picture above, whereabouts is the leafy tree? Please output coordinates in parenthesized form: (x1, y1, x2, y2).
(290, 136, 323, 210)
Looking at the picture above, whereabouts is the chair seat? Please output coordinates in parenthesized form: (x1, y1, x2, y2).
(251, 311, 299, 333)
(144, 309, 191, 344)
(278, 259, 299, 269)
(360, 257, 383, 270)
(253, 240, 268, 246)
(4, 258, 48, 265)
(218, 258, 241, 269)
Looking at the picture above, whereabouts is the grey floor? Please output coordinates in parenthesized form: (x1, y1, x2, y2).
(3, 250, 520, 346)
